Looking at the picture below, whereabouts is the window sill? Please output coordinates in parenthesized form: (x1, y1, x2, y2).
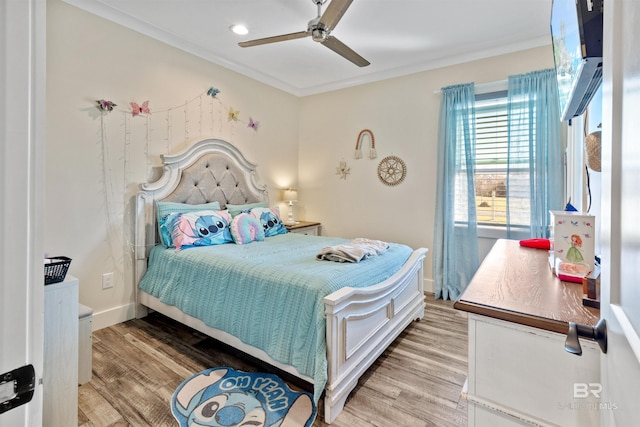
(455, 222, 530, 240)
(476, 224, 529, 240)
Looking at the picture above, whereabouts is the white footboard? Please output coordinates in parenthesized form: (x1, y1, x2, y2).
(322, 248, 428, 423)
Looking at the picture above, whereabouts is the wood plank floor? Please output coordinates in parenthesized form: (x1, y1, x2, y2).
(78, 294, 468, 427)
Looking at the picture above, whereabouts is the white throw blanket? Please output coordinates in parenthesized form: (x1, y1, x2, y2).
(316, 238, 389, 263)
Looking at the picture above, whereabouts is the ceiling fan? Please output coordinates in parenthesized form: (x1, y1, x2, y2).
(238, 0, 369, 67)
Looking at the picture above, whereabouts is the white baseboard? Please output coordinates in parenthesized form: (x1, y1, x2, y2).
(424, 277, 434, 294)
(92, 302, 136, 331)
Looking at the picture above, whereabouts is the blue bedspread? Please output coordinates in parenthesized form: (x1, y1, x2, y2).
(138, 233, 412, 402)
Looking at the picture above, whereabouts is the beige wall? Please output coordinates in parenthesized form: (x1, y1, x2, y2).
(298, 46, 555, 290)
(45, 0, 300, 328)
(46, 0, 555, 327)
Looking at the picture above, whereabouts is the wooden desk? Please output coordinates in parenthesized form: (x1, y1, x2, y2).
(455, 239, 601, 427)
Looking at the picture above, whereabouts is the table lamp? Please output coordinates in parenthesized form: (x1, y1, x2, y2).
(283, 189, 298, 224)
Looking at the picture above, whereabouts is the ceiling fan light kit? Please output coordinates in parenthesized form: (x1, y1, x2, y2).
(239, 0, 369, 67)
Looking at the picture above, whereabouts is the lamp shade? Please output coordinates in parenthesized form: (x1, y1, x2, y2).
(283, 189, 298, 202)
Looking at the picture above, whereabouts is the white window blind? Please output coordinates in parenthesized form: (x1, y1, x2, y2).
(456, 92, 531, 228)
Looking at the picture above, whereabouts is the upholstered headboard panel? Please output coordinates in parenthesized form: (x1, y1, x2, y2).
(161, 153, 264, 207)
(135, 139, 268, 283)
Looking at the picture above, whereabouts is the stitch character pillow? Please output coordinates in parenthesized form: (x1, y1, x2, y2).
(168, 210, 232, 251)
(248, 207, 288, 237)
(230, 213, 265, 244)
(156, 201, 222, 247)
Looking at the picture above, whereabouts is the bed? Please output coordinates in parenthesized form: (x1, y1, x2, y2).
(134, 138, 428, 423)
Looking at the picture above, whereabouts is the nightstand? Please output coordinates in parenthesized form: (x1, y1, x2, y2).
(285, 221, 321, 236)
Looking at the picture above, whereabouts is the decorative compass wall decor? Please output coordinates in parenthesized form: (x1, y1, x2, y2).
(377, 155, 406, 186)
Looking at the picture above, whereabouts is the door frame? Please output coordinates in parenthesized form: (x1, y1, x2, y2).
(0, 0, 46, 425)
(599, 0, 640, 425)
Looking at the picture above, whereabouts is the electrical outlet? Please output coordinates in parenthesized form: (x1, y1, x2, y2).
(102, 272, 114, 289)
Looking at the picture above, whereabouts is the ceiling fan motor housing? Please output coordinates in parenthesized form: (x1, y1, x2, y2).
(311, 26, 328, 42)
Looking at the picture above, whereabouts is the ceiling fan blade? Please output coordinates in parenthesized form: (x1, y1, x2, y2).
(322, 36, 369, 67)
(318, 0, 353, 31)
(238, 30, 311, 48)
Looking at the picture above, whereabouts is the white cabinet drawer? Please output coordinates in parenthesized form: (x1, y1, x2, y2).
(467, 315, 600, 427)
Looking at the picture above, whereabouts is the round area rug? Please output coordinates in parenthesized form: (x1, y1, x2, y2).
(171, 366, 316, 427)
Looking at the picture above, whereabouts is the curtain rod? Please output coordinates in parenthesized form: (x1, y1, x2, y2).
(433, 79, 508, 95)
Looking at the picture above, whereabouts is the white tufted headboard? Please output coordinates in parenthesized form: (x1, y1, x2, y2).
(134, 139, 268, 286)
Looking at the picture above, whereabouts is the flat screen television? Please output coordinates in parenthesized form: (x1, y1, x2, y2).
(551, 0, 603, 121)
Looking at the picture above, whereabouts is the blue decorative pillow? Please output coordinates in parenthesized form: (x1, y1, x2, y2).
(168, 210, 233, 251)
(156, 201, 221, 246)
(248, 207, 288, 237)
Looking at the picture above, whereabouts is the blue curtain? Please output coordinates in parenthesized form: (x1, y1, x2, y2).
(433, 83, 479, 300)
(506, 69, 564, 238)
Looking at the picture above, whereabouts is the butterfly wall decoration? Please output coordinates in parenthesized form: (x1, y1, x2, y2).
(227, 107, 240, 122)
(247, 117, 259, 132)
(130, 101, 150, 117)
(96, 99, 117, 112)
(96, 86, 263, 136)
(207, 87, 220, 98)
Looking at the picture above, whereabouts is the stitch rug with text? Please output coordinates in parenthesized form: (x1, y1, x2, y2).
(171, 366, 316, 427)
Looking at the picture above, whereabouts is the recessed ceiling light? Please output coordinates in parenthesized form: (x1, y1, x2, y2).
(229, 24, 248, 36)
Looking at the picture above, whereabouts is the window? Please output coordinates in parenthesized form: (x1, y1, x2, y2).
(475, 93, 509, 225)
(456, 91, 531, 233)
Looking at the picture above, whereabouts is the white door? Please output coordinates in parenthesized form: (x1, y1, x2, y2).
(0, 0, 46, 426)
(600, 0, 640, 425)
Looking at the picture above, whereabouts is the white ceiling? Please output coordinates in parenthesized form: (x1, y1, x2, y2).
(62, 0, 553, 96)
